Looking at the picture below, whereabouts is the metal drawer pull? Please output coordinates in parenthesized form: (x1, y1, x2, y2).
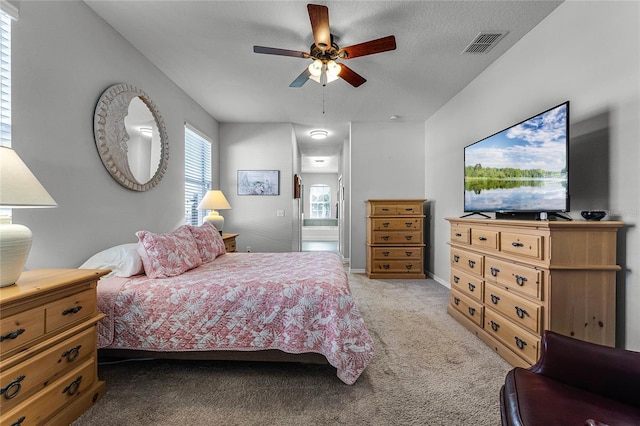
(455, 233, 462, 237)
(512, 242, 524, 248)
(404, 264, 413, 270)
(405, 251, 413, 256)
(62, 306, 83, 316)
(0, 329, 25, 342)
(453, 255, 460, 262)
(62, 345, 82, 362)
(468, 259, 475, 268)
(404, 208, 414, 212)
(382, 264, 390, 270)
(478, 236, 487, 241)
(453, 275, 460, 284)
(1, 375, 25, 400)
(515, 337, 528, 350)
(468, 307, 476, 316)
(515, 275, 528, 286)
(382, 251, 390, 256)
(10, 417, 25, 426)
(381, 208, 390, 211)
(382, 236, 390, 241)
(468, 283, 475, 292)
(382, 222, 390, 227)
(453, 297, 460, 305)
(490, 294, 500, 304)
(62, 376, 82, 396)
(490, 267, 500, 277)
(404, 235, 413, 241)
(405, 222, 413, 227)
(490, 320, 500, 332)
(515, 306, 529, 319)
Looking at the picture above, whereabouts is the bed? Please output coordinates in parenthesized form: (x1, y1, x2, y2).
(83, 224, 374, 385)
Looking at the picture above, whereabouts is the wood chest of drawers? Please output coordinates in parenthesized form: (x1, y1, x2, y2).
(0, 269, 109, 425)
(222, 233, 238, 253)
(366, 199, 426, 279)
(446, 218, 623, 367)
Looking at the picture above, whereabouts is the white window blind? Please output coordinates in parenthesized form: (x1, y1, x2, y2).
(184, 124, 212, 226)
(0, 9, 11, 147)
(310, 184, 332, 218)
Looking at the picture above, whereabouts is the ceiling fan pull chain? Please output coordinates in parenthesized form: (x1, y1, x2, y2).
(322, 86, 326, 115)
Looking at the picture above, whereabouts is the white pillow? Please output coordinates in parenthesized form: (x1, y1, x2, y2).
(79, 243, 144, 277)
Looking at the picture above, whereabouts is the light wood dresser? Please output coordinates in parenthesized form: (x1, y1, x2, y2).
(222, 233, 238, 253)
(0, 269, 109, 425)
(366, 199, 426, 279)
(446, 217, 623, 367)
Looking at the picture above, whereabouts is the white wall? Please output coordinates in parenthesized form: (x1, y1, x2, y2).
(425, 1, 640, 349)
(351, 121, 426, 271)
(219, 122, 296, 253)
(11, 1, 219, 269)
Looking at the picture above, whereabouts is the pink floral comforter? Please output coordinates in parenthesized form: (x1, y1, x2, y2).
(97, 252, 374, 384)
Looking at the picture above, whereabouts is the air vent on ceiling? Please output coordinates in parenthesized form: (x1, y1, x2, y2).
(462, 32, 507, 54)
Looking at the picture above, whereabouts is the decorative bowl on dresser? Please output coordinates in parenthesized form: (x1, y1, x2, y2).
(446, 217, 623, 368)
(366, 199, 426, 279)
(0, 269, 109, 425)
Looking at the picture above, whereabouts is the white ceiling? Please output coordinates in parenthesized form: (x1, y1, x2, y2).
(85, 0, 562, 173)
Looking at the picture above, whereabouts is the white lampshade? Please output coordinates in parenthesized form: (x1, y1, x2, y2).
(0, 146, 58, 287)
(197, 190, 231, 231)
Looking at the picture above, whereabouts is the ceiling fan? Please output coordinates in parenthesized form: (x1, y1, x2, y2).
(253, 4, 396, 88)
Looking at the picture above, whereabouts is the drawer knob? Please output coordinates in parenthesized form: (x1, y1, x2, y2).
(453, 255, 460, 263)
(515, 336, 528, 350)
(382, 236, 390, 241)
(9, 417, 25, 426)
(512, 242, 525, 248)
(490, 267, 500, 277)
(404, 264, 413, 270)
(468, 259, 476, 268)
(490, 320, 500, 332)
(468, 283, 475, 292)
(62, 305, 83, 316)
(382, 222, 390, 227)
(62, 376, 83, 396)
(468, 307, 476, 316)
(0, 328, 25, 342)
(405, 251, 413, 257)
(1, 375, 25, 400)
(381, 264, 390, 270)
(62, 345, 82, 362)
(404, 235, 413, 241)
(478, 236, 487, 241)
(453, 297, 460, 305)
(453, 275, 460, 284)
(382, 251, 390, 256)
(515, 306, 529, 319)
(405, 222, 413, 227)
(514, 275, 528, 286)
(490, 294, 500, 304)
(455, 233, 462, 237)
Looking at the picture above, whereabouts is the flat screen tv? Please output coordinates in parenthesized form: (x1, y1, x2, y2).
(464, 101, 569, 218)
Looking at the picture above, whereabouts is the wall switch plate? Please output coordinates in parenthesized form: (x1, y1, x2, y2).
(277, 209, 285, 217)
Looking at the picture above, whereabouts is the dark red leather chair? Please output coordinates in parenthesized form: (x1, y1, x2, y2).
(500, 330, 640, 426)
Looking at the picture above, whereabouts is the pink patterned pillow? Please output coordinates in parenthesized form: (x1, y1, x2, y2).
(188, 222, 226, 263)
(136, 226, 202, 278)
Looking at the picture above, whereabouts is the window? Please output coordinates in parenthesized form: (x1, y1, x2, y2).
(1, 8, 12, 147)
(309, 184, 331, 218)
(184, 124, 212, 226)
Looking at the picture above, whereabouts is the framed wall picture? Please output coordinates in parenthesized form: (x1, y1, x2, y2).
(237, 170, 280, 195)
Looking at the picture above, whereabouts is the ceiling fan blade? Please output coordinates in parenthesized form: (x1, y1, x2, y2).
(253, 46, 308, 58)
(340, 35, 397, 59)
(338, 64, 366, 87)
(290, 68, 311, 88)
(308, 4, 331, 49)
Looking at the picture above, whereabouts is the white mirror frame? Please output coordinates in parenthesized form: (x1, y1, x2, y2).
(94, 83, 169, 191)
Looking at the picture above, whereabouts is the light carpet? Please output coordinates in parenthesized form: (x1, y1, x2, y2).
(74, 274, 511, 425)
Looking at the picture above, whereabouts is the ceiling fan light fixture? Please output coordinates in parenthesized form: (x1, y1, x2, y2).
(310, 129, 328, 140)
(308, 59, 323, 77)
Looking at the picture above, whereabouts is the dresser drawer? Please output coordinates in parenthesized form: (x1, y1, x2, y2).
(371, 218, 422, 231)
(484, 282, 542, 334)
(484, 257, 542, 300)
(371, 247, 422, 260)
(371, 231, 422, 244)
(451, 226, 471, 244)
(451, 268, 484, 302)
(450, 290, 484, 327)
(471, 229, 499, 250)
(0, 358, 96, 426)
(371, 203, 422, 216)
(484, 309, 540, 365)
(45, 290, 96, 333)
(500, 232, 543, 260)
(0, 327, 96, 412)
(224, 239, 236, 253)
(372, 260, 423, 274)
(450, 249, 483, 277)
(0, 306, 45, 355)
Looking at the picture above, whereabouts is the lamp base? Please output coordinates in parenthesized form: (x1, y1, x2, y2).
(0, 223, 32, 287)
(203, 210, 224, 232)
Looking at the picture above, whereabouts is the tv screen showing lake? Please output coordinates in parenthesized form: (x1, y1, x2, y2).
(465, 178, 567, 211)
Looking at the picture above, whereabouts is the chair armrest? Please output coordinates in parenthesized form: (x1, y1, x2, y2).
(530, 331, 640, 408)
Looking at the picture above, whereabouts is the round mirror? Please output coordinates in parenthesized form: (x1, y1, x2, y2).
(94, 83, 169, 191)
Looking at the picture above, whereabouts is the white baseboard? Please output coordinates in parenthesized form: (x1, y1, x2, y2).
(428, 272, 450, 289)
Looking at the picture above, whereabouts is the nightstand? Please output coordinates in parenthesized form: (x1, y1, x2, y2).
(0, 269, 109, 425)
(222, 233, 238, 253)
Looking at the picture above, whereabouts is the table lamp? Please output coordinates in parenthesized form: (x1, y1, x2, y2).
(197, 190, 231, 231)
(0, 146, 57, 287)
